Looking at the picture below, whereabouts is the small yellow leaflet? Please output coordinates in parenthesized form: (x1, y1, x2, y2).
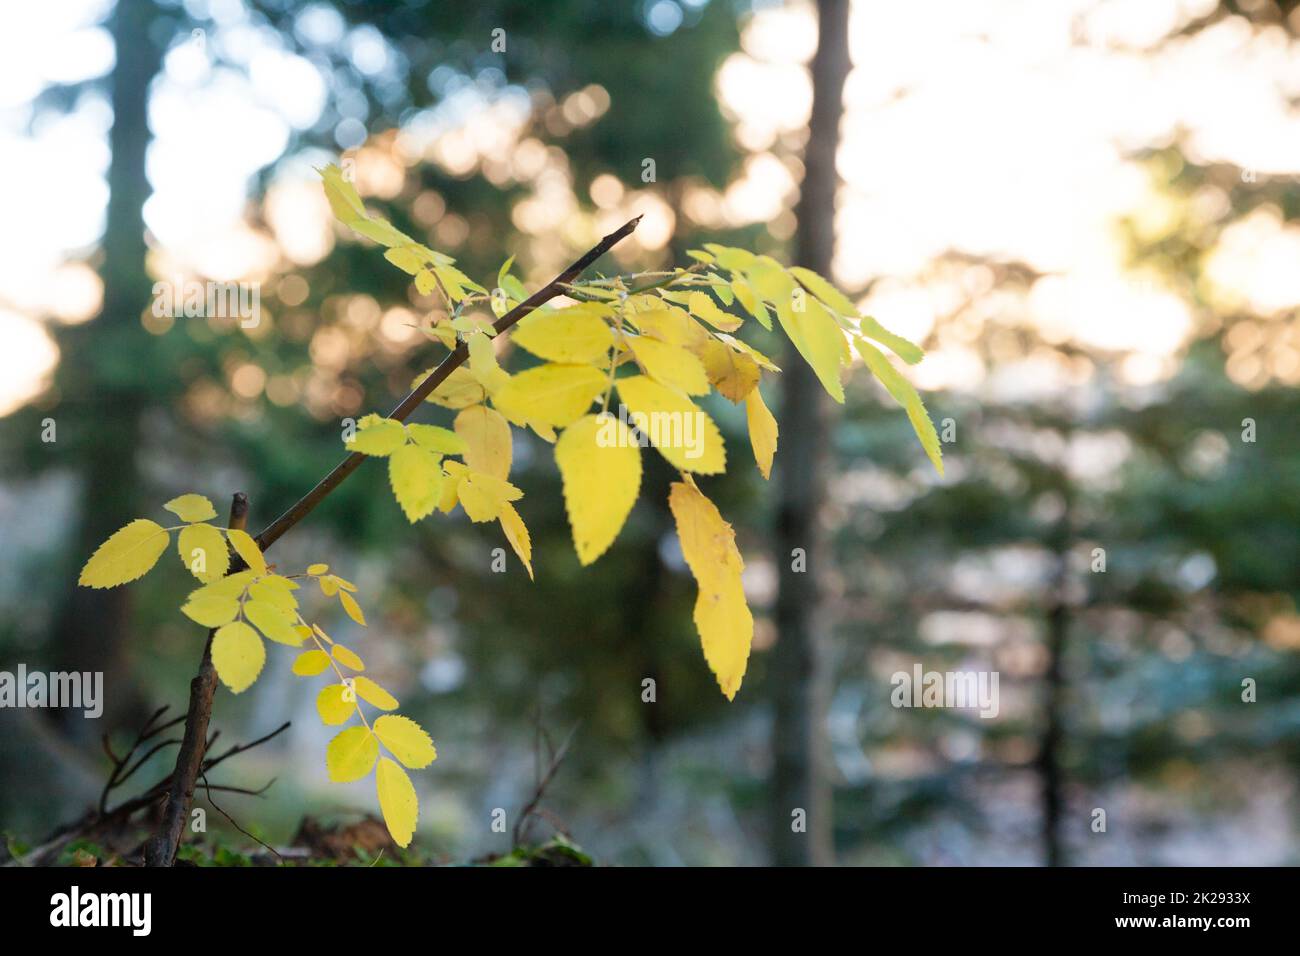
(455, 405, 513, 480)
(497, 501, 534, 579)
(615, 375, 725, 474)
(388, 444, 443, 522)
(326, 727, 378, 783)
(668, 480, 753, 700)
(373, 714, 438, 769)
(211, 621, 264, 694)
(555, 414, 641, 565)
(376, 757, 419, 848)
(163, 494, 217, 523)
(177, 523, 229, 583)
(79, 519, 170, 589)
(745, 386, 779, 480)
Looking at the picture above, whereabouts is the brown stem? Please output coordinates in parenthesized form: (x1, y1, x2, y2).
(144, 492, 248, 866)
(253, 215, 642, 553)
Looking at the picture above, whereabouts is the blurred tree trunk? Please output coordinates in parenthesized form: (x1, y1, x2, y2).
(50, 0, 163, 735)
(769, 0, 849, 867)
(1038, 433, 1075, 867)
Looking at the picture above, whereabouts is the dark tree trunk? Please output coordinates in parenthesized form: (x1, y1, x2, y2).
(1038, 441, 1074, 867)
(50, 0, 164, 736)
(769, 0, 850, 868)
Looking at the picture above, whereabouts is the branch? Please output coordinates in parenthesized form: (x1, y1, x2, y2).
(144, 492, 248, 866)
(141, 219, 639, 865)
(253, 215, 642, 552)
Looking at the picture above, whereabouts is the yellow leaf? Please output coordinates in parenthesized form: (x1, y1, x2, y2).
(730, 277, 771, 330)
(319, 164, 367, 224)
(311, 622, 334, 645)
(211, 621, 265, 694)
(388, 444, 443, 522)
(407, 423, 465, 455)
(307, 563, 329, 575)
(332, 644, 365, 671)
(373, 714, 438, 769)
(244, 599, 302, 646)
(631, 306, 710, 350)
(326, 727, 379, 783)
(353, 676, 398, 710)
(668, 481, 753, 700)
(317, 683, 354, 725)
(375, 757, 419, 848)
(177, 523, 229, 583)
(163, 494, 217, 523)
(456, 471, 523, 523)
(292, 649, 331, 676)
(860, 314, 924, 365)
(492, 363, 606, 428)
(79, 519, 170, 589)
(686, 291, 743, 332)
(417, 365, 486, 409)
(466, 329, 511, 394)
(615, 375, 725, 474)
(346, 417, 407, 456)
(715, 332, 780, 371)
(497, 501, 534, 579)
(627, 335, 709, 396)
(455, 405, 513, 480)
(774, 296, 846, 403)
(227, 529, 266, 576)
(745, 386, 779, 480)
(339, 590, 366, 626)
(696, 338, 760, 403)
(248, 575, 299, 610)
(511, 304, 614, 364)
(555, 414, 641, 565)
(788, 265, 858, 317)
(854, 337, 943, 476)
(180, 594, 240, 629)
(186, 570, 255, 604)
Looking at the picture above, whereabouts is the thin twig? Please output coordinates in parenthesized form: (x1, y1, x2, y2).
(199, 770, 283, 864)
(513, 721, 580, 847)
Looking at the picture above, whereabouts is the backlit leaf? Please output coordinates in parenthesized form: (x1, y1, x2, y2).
(854, 337, 943, 475)
(346, 417, 407, 456)
(388, 444, 443, 522)
(455, 405, 513, 480)
(615, 375, 725, 474)
(227, 529, 266, 576)
(627, 335, 709, 396)
(180, 594, 240, 628)
(211, 621, 264, 694)
(163, 494, 217, 523)
(497, 501, 534, 580)
(555, 414, 641, 565)
(511, 304, 614, 364)
(373, 714, 438, 769)
(244, 599, 302, 646)
(375, 757, 419, 848)
(292, 649, 332, 676)
(326, 727, 378, 783)
(745, 386, 779, 480)
(354, 676, 398, 711)
(668, 480, 753, 700)
(332, 644, 365, 671)
(79, 519, 170, 589)
(339, 590, 366, 626)
(317, 683, 354, 725)
(492, 363, 606, 428)
(177, 523, 229, 583)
